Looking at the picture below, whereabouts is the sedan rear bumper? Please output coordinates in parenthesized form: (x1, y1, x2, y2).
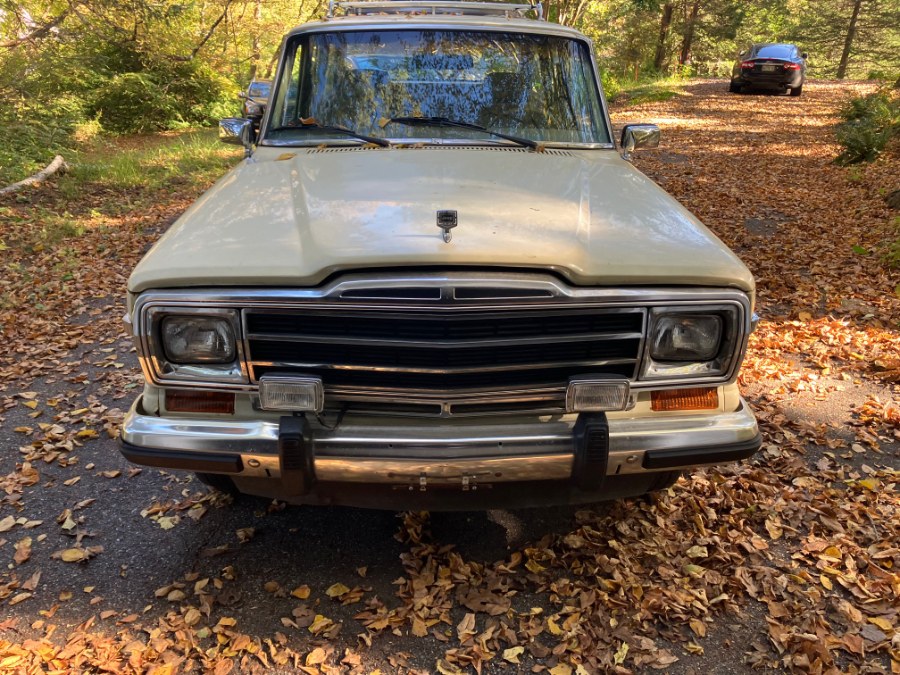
(736, 72, 803, 88)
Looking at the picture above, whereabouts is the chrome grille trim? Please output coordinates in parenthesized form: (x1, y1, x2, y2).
(132, 273, 753, 416)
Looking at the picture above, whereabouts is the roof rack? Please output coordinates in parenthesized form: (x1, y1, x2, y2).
(327, 0, 544, 20)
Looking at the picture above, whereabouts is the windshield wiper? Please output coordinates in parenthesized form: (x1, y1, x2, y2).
(383, 116, 539, 150)
(270, 120, 391, 147)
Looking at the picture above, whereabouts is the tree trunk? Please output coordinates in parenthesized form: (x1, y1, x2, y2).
(653, 3, 674, 72)
(248, 0, 262, 81)
(679, 1, 700, 66)
(836, 0, 862, 79)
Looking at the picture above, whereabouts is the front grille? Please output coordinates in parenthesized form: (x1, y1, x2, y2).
(243, 305, 645, 416)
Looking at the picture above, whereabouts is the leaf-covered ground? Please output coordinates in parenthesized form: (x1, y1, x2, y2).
(0, 81, 896, 675)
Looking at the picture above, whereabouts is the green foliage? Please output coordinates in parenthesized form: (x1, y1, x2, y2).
(91, 62, 236, 134)
(835, 88, 900, 165)
(600, 70, 622, 100)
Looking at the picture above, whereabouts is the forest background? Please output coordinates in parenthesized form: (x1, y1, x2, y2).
(0, 0, 897, 184)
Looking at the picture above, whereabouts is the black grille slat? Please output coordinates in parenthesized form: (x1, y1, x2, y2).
(249, 338, 639, 371)
(246, 310, 642, 341)
(244, 305, 645, 414)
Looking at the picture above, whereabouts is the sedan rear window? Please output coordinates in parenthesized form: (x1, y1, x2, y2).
(753, 45, 794, 59)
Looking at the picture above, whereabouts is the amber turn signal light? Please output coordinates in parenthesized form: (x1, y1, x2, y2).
(651, 387, 718, 412)
(165, 390, 235, 414)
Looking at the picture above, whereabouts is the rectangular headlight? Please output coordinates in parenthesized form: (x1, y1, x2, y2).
(650, 314, 722, 361)
(162, 316, 236, 364)
(141, 306, 246, 385)
(642, 306, 740, 381)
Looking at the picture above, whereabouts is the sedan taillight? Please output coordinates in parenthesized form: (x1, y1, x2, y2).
(783, 63, 801, 70)
(741, 61, 755, 69)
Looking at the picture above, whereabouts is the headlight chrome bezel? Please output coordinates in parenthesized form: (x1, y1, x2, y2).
(144, 307, 247, 385)
(640, 305, 741, 382)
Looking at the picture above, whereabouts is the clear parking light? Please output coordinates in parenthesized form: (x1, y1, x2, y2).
(259, 376, 324, 413)
(650, 314, 722, 362)
(161, 316, 236, 364)
(566, 379, 630, 413)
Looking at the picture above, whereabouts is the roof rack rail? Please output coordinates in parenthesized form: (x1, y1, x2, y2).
(327, 0, 544, 20)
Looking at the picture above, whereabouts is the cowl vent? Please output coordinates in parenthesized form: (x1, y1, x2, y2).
(304, 146, 574, 157)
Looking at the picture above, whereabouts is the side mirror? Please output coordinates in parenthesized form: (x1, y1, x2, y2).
(219, 117, 255, 156)
(620, 124, 660, 160)
(801, 52, 808, 59)
(238, 91, 247, 99)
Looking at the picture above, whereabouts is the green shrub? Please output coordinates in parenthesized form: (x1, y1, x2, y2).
(835, 88, 900, 165)
(90, 62, 237, 134)
(600, 70, 621, 100)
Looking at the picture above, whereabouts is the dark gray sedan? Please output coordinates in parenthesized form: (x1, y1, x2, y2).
(729, 43, 806, 96)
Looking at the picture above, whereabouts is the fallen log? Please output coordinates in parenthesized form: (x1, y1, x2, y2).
(0, 155, 68, 195)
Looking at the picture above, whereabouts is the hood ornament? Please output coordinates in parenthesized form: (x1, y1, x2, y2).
(436, 210, 457, 243)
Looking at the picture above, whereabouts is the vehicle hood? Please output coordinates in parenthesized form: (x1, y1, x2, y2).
(128, 146, 755, 295)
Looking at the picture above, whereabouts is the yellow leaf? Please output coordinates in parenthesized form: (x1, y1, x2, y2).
(63, 476, 81, 486)
(411, 616, 428, 637)
(435, 659, 465, 675)
(305, 647, 327, 666)
(614, 641, 629, 666)
(184, 608, 202, 626)
(76, 429, 99, 439)
(547, 617, 563, 635)
(60, 548, 87, 562)
(820, 574, 833, 590)
(291, 585, 311, 599)
(275, 153, 296, 161)
(689, 618, 707, 637)
(549, 665, 572, 675)
(307, 614, 333, 634)
(22, 401, 38, 409)
(765, 519, 784, 541)
(8, 593, 32, 606)
(325, 582, 350, 598)
(14, 537, 32, 565)
(686, 545, 708, 558)
(858, 478, 879, 491)
(0, 516, 16, 532)
(502, 646, 524, 664)
(525, 559, 546, 574)
(868, 617, 893, 632)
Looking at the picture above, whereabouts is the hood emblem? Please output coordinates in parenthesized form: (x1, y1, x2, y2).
(436, 210, 458, 243)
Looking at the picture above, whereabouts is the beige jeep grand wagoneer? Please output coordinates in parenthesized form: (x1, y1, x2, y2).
(120, 0, 761, 508)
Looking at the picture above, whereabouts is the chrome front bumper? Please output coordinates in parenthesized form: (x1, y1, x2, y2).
(120, 396, 760, 487)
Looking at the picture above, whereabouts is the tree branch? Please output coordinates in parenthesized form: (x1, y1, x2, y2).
(0, 6, 73, 49)
(174, 1, 234, 62)
(0, 156, 67, 195)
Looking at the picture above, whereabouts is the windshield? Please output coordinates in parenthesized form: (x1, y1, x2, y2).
(265, 29, 610, 146)
(248, 81, 271, 98)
